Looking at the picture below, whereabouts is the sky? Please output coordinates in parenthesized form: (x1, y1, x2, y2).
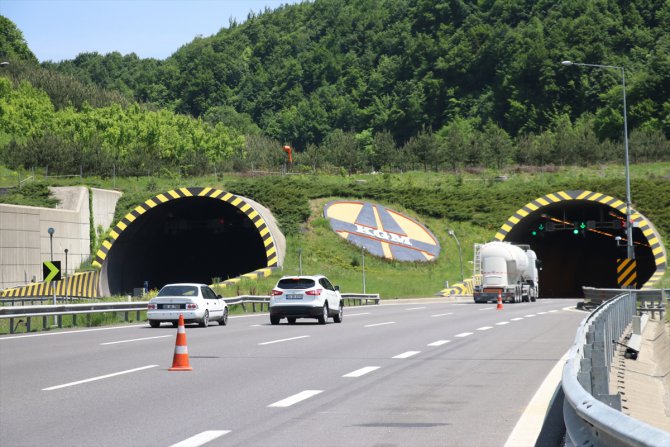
(1, 0, 305, 62)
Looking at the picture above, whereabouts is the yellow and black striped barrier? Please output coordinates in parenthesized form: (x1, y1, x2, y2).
(617, 258, 637, 289)
(1, 271, 100, 298)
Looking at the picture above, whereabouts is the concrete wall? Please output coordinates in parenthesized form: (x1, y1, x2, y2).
(0, 187, 121, 291)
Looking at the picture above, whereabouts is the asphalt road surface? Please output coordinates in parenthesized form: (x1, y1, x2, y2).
(0, 298, 584, 447)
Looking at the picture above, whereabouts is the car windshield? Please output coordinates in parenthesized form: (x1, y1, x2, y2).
(157, 285, 198, 297)
(277, 278, 316, 290)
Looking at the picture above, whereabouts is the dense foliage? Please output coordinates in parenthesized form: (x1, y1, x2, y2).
(1, 1, 670, 175)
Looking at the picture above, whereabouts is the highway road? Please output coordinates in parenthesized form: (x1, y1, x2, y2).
(0, 298, 584, 447)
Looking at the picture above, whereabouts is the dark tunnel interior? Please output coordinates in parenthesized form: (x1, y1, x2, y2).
(504, 201, 656, 298)
(105, 197, 267, 295)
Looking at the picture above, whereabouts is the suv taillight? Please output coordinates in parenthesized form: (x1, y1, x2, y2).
(147, 303, 157, 310)
(271, 289, 283, 296)
(305, 289, 322, 296)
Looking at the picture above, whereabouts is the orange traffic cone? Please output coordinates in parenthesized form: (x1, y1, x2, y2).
(169, 314, 192, 371)
(496, 292, 504, 310)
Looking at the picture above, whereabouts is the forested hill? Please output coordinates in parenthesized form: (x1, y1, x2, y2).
(42, 0, 669, 148)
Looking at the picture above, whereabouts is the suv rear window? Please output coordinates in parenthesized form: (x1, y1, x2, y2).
(277, 278, 316, 290)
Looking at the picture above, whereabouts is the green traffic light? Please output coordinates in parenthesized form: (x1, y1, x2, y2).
(573, 228, 579, 234)
(532, 231, 537, 236)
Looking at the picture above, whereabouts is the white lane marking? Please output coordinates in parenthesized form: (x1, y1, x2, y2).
(428, 340, 451, 347)
(524, 314, 537, 318)
(100, 335, 172, 345)
(548, 310, 559, 313)
(343, 366, 380, 378)
(495, 322, 510, 326)
(251, 324, 262, 327)
(364, 322, 396, 328)
(455, 332, 473, 338)
(537, 311, 547, 315)
(1, 324, 146, 340)
(431, 312, 453, 317)
(476, 326, 493, 331)
(504, 351, 570, 447)
(479, 307, 495, 311)
(562, 306, 582, 313)
(258, 335, 310, 346)
(345, 312, 370, 317)
(393, 351, 421, 359)
(268, 390, 323, 407)
(511, 317, 524, 321)
(170, 430, 231, 447)
(406, 307, 426, 310)
(42, 365, 157, 391)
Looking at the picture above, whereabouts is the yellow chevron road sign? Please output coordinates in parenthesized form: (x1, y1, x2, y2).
(43, 261, 61, 282)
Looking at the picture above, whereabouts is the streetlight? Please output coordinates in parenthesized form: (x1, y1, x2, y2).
(47, 227, 55, 262)
(361, 248, 366, 294)
(561, 60, 634, 260)
(448, 229, 464, 281)
(64, 248, 69, 302)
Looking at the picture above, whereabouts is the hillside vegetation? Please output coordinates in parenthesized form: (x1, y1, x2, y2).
(1, 1, 670, 178)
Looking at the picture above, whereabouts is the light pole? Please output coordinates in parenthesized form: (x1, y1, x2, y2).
(47, 227, 57, 324)
(64, 248, 69, 301)
(561, 60, 634, 260)
(361, 248, 366, 294)
(448, 229, 464, 281)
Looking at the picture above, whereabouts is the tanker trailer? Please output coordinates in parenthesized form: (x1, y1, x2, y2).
(473, 241, 539, 303)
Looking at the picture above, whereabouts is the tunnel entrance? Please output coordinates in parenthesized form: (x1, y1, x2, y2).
(496, 191, 665, 298)
(94, 188, 280, 296)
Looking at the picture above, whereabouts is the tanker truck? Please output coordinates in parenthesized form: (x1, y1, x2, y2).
(473, 241, 540, 303)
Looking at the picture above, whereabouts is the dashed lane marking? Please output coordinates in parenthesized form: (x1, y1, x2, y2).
(343, 366, 380, 378)
(431, 313, 453, 317)
(479, 307, 495, 311)
(364, 322, 396, 328)
(258, 335, 310, 346)
(43, 365, 157, 391)
(476, 326, 493, 331)
(345, 312, 370, 317)
(268, 390, 323, 408)
(170, 430, 231, 447)
(406, 307, 427, 310)
(495, 322, 510, 326)
(511, 317, 524, 321)
(455, 332, 473, 338)
(428, 340, 451, 346)
(393, 351, 421, 359)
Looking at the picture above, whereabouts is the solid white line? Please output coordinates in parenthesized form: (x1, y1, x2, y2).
(476, 326, 493, 331)
(428, 340, 451, 347)
(170, 430, 231, 447)
(1, 324, 147, 340)
(258, 335, 310, 346)
(42, 365, 157, 391)
(504, 351, 570, 447)
(511, 317, 524, 321)
(479, 306, 495, 311)
(431, 312, 453, 317)
(405, 307, 426, 310)
(364, 322, 396, 328)
(455, 332, 473, 337)
(393, 351, 421, 359)
(268, 390, 323, 407)
(345, 312, 370, 317)
(100, 335, 172, 345)
(495, 322, 510, 326)
(343, 366, 380, 378)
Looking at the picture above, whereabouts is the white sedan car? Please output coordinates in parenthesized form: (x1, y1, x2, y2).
(147, 283, 228, 328)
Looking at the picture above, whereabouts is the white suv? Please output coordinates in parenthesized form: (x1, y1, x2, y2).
(270, 275, 343, 325)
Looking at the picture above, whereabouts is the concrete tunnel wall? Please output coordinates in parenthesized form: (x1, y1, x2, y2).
(93, 187, 285, 296)
(494, 190, 667, 298)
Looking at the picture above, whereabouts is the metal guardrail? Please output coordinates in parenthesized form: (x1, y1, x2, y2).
(562, 290, 670, 447)
(0, 293, 381, 334)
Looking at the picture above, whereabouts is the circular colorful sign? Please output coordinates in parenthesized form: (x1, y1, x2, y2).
(323, 201, 440, 262)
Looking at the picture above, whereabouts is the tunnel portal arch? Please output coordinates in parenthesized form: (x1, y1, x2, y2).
(495, 190, 666, 298)
(93, 187, 281, 296)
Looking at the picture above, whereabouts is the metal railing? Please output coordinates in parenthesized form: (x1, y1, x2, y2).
(0, 293, 381, 334)
(562, 290, 670, 447)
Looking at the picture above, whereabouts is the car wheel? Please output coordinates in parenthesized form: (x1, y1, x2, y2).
(149, 320, 160, 328)
(333, 303, 343, 323)
(220, 308, 228, 326)
(287, 317, 296, 325)
(270, 315, 280, 325)
(318, 304, 328, 325)
(199, 310, 209, 327)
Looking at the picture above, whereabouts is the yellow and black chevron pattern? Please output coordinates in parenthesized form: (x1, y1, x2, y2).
(92, 187, 279, 269)
(217, 267, 278, 289)
(617, 258, 637, 288)
(438, 276, 479, 297)
(1, 271, 100, 298)
(493, 190, 666, 289)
